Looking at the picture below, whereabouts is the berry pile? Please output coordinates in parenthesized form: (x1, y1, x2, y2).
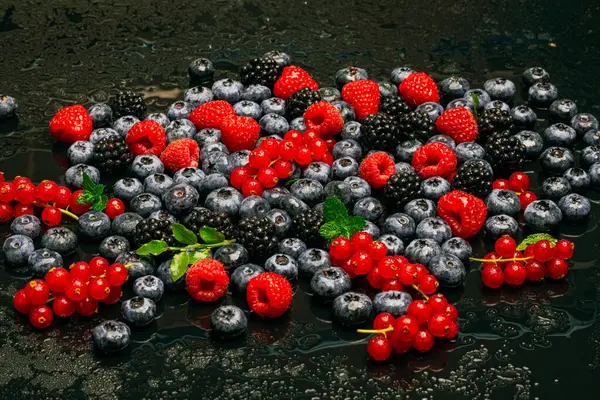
(492, 171, 537, 211)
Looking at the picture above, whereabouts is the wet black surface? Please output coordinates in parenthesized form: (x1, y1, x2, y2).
(1, 1, 600, 398)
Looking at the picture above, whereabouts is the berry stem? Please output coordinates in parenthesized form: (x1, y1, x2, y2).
(469, 256, 534, 262)
(356, 326, 394, 337)
(411, 284, 430, 301)
(34, 201, 79, 221)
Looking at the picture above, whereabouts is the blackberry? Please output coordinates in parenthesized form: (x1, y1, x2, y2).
(240, 57, 282, 89)
(485, 131, 525, 175)
(93, 135, 134, 174)
(379, 96, 411, 121)
(291, 209, 325, 247)
(235, 216, 278, 259)
(286, 88, 321, 119)
(478, 108, 513, 144)
(135, 218, 177, 247)
(451, 159, 493, 198)
(183, 207, 235, 240)
(398, 111, 437, 143)
(112, 90, 147, 119)
(384, 170, 422, 206)
(361, 113, 401, 152)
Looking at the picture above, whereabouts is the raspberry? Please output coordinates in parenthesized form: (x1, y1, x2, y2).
(358, 152, 396, 189)
(160, 139, 200, 171)
(246, 272, 293, 318)
(341, 80, 381, 120)
(435, 107, 478, 143)
(29, 305, 54, 329)
(412, 142, 457, 179)
(49, 104, 93, 144)
(437, 190, 487, 238)
(185, 259, 229, 302)
(303, 102, 344, 137)
(125, 120, 167, 156)
(367, 336, 392, 361)
(24, 279, 50, 305)
(399, 72, 440, 108)
(45, 267, 71, 293)
(273, 66, 319, 100)
(189, 100, 235, 130)
(220, 115, 261, 152)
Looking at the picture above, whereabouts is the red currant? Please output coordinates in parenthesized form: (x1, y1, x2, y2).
(377, 256, 398, 279)
(349, 251, 373, 275)
(230, 167, 252, 189)
(0, 202, 12, 223)
(259, 138, 281, 158)
(64, 278, 88, 301)
(427, 313, 451, 337)
(14, 182, 36, 204)
(492, 179, 511, 190)
(88, 277, 111, 300)
(366, 266, 384, 288)
(407, 300, 432, 326)
(446, 321, 459, 339)
(52, 295, 76, 317)
(309, 138, 328, 160)
(350, 231, 373, 251)
(412, 329, 435, 352)
(242, 179, 263, 197)
(504, 262, 527, 286)
(509, 172, 530, 192)
(367, 336, 392, 361)
(106, 263, 129, 286)
(283, 130, 303, 146)
(89, 256, 109, 277)
(105, 198, 125, 219)
(45, 267, 71, 292)
(368, 241, 387, 261)
(525, 260, 546, 282)
(495, 235, 517, 258)
(70, 261, 91, 281)
(29, 305, 53, 329)
(257, 168, 279, 189)
(417, 274, 439, 295)
(41, 206, 62, 226)
(481, 264, 504, 288)
(554, 239, 574, 260)
(76, 297, 98, 316)
(413, 263, 428, 281)
(444, 304, 458, 321)
(428, 294, 448, 314)
(13, 204, 34, 217)
(294, 145, 313, 165)
(302, 130, 320, 144)
(329, 236, 353, 260)
(483, 252, 501, 265)
(273, 160, 293, 179)
(324, 138, 336, 151)
(35, 180, 59, 202)
(0, 181, 15, 202)
(279, 140, 297, 161)
(54, 186, 71, 208)
(533, 240, 554, 262)
(394, 315, 420, 342)
(524, 244, 535, 258)
(102, 286, 122, 304)
(322, 152, 334, 166)
(13, 176, 32, 186)
(381, 278, 403, 291)
(13, 289, 31, 314)
(519, 190, 537, 211)
(24, 279, 50, 305)
(546, 258, 568, 280)
(70, 190, 91, 214)
(0, 172, 3, 183)
(397, 264, 418, 286)
(373, 312, 395, 330)
(249, 148, 271, 169)
(391, 337, 413, 354)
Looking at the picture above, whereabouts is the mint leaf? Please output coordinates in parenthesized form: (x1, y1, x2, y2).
(187, 249, 211, 264)
(172, 223, 198, 245)
(136, 240, 169, 256)
(516, 233, 557, 251)
(323, 197, 348, 222)
(77, 193, 93, 205)
(199, 226, 225, 244)
(92, 195, 108, 211)
(471, 93, 480, 120)
(319, 221, 341, 240)
(170, 252, 190, 282)
(284, 178, 300, 187)
(345, 215, 366, 237)
(82, 172, 96, 192)
(92, 184, 105, 196)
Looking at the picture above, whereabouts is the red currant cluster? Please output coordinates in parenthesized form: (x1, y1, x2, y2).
(362, 295, 459, 361)
(479, 236, 574, 289)
(12, 257, 128, 329)
(230, 130, 335, 197)
(492, 171, 537, 210)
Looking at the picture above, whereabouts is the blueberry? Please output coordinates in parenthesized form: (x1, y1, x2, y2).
(390, 67, 416, 85)
(511, 105, 537, 129)
(341, 121, 362, 141)
(143, 173, 174, 197)
(115, 251, 155, 279)
(165, 119, 196, 143)
(198, 173, 229, 200)
(484, 100, 511, 112)
(455, 142, 485, 163)
(257, 112, 288, 136)
(265, 208, 292, 237)
(330, 100, 355, 122)
(485, 189, 521, 216)
(344, 176, 371, 203)
(212, 79, 243, 104)
(298, 248, 331, 277)
(162, 183, 199, 217)
(236, 196, 270, 219)
(65, 164, 100, 190)
(528, 82, 558, 107)
(210, 305, 247, 340)
(302, 162, 331, 184)
(403, 198, 436, 224)
(133, 275, 165, 302)
(194, 128, 221, 148)
(172, 167, 205, 191)
(276, 239, 306, 260)
(205, 187, 243, 217)
(563, 168, 590, 192)
(241, 84, 272, 103)
(373, 291, 412, 317)
(156, 259, 185, 292)
(113, 178, 144, 203)
(383, 213, 416, 241)
(571, 113, 599, 136)
(558, 193, 591, 222)
(524, 200, 563, 231)
(310, 267, 352, 300)
(231, 264, 264, 294)
(97, 235, 129, 259)
(165, 101, 192, 121)
(439, 76, 470, 99)
(130, 193, 162, 217)
(27, 248, 63, 276)
(318, 87, 342, 102)
(264, 254, 298, 280)
(148, 210, 177, 223)
(11, 215, 41, 238)
(542, 123, 577, 147)
(395, 162, 417, 175)
(581, 145, 600, 169)
(441, 237, 472, 263)
(2, 234, 35, 265)
(584, 130, 600, 146)
(263, 50, 291, 67)
(332, 292, 372, 326)
(378, 234, 404, 255)
(112, 116, 140, 137)
(111, 212, 142, 240)
(514, 130, 544, 159)
(68, 141, 95, 165)
(184, 86, 213, 108)
(415, 102, 444, 122)
(377, 80, 398, 98)
(121, 296, 156, 327)
(261, 97, 286, 116)
(89, 127, 120, 144)
(396, 140, 422, 163)
(279, 195, 310, 218)
(201, 151, 232, 175)
(41, 227, 78, 255)
(145, 113, 170, 128)
(549, 99, 578, 122)
(289, 179, 324, 207)
(522, 67, 550, 87)
(446, 98, 475, 112)
(540, 147, 575, 174)
(78, 211, 111, 240)
(421, 177, 451, 201)
(427, 135, 456, 150)
(483, 77, 516, 103)
(332, 139, 362, 161)
(188, 58, 215, 82)
(428, 253, 466, 287)
(541, 177, 571, 200)
(289, 117, 306, 131)
(262, 186, 291, 207)
(352, 197, 384, 222)
(464, 89, 491, 110)
(131, 155, 164, 179)
(92, 320, 131, 354)
(213, 243, 249, 271)
(404, 238, 442, 267)
(233, 100, 262, 119)
(324, 181, 352, 206)
(363, 221, 380, 239)
(590, 163, 600, 187)
(335, 66, 368, 88)
(416, 217, 452, 244)
(228, 151, 250, 169)
(332, 157, 359, 180)
(484, 214, 519, 239)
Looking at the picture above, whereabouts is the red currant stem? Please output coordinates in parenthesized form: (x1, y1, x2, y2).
(45, 297, 55, 304)
(251, 157, 282, 179)
(411, 284, 430, 301)
(469, 256, 534, 262)
(356, 326, 394, 337)
(33, 201, 79, 221)
(124, 263, 134, 268)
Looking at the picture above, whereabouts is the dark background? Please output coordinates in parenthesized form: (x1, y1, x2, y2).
(1, 0, 600, 398)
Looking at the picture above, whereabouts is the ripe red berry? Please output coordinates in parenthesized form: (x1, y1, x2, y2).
(279, 140, 297, 161)
(106, 263, 129, 286)
(394, 315, 420, 342)
(368, 241, 387, 261)
(249, 148, 271, 169)
(533, 240, 555, 262)
(53, 186, 71, 208)
(272, 160, 293, 179)
(29, 305, 53, 329)
(428, 294, 448, 314)
(373, 312, 395, 330)
(13, 289, 31, 314)
(230, 167, 252, 189)
(481, 264, 504, 289)
(349, 251, 373, 275)
(554, 239, 574, 260)
(64, 278, 88, 301)
(294, 145, 313, 165)
(367, 336, 392, 361)
(524, 244, 535, 258)
(519, 190, 537, 211)
(302, 130, 320, 144)
(52, 295, 76, 317)
(324, 138, 336, 151)
(350, 231, 373, 251)
(413, 263, 428, 281)
(70, 190, 91, 214)
(259, 137, 281, 158)
(329, 236, 353, 260)
(546, 258, 568, 280)
(412, 329, 435, 352)
(105, 198, 125, 219)
(45, 267, 71, 292)
(407, 300, 433, 326)
(309, 138, 328, 160)
(283, 130, 303, 146)
(0, 202, 12, 223)
(492, 179, 511, 190)
(446, 321, 459, 339)
(35, 180, 59, 202)
(417, 274, 439, 295)
(242, 179, 263, 197)
(70, 261, 91, 281)
(397, 263, 418, 286)
(525, 260, 546, 282)
(88, 277, 111, 300)
(366, 265, 384, 289)
(257, 168, 279, 189)
(0, 181, 15, 202)
(13, 204, 34, 217)
(102, 286, 122, 304)
(14, 182, 36, 204)
(381, 278, 403, 291)
(41, 206, 62, 226)
(504, 262, 527, 286)
(509, 172, 530, 192)
(89, 256, 109, 277)
(322, 152, 334, 166)
(24, 279, 50, 305)
(444, 304, 459, 321)
(495, 235, 517, 258)
(427, 313, 451, 337)
(77, 297, 98, 316)
(391, 337, 413, 354)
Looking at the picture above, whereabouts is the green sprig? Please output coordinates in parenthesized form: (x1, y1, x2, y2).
(319, 197, 366, 241)
(77, 172, 108, 211)
(516, 233, 557, 251)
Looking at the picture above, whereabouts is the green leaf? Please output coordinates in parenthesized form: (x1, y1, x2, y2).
(199, 226, 225, 244)
(92, 195, 108, 211)
(76, 193, 93, 205)
(170, 252, 190, 282)
(187, 249, 211, 264)
(516, 233, 557, 251)
(172, 223, 198, 245)
(136, 240, 169, 256)
(92, 184, 105, 196)
(323, 197, 348, 223)
(319, 221, 342, 241)
(345, 215, 366, 237)
(82, 172, 96, 192)
(284, 178, 300, 187)
(471, 93, 480, 120)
